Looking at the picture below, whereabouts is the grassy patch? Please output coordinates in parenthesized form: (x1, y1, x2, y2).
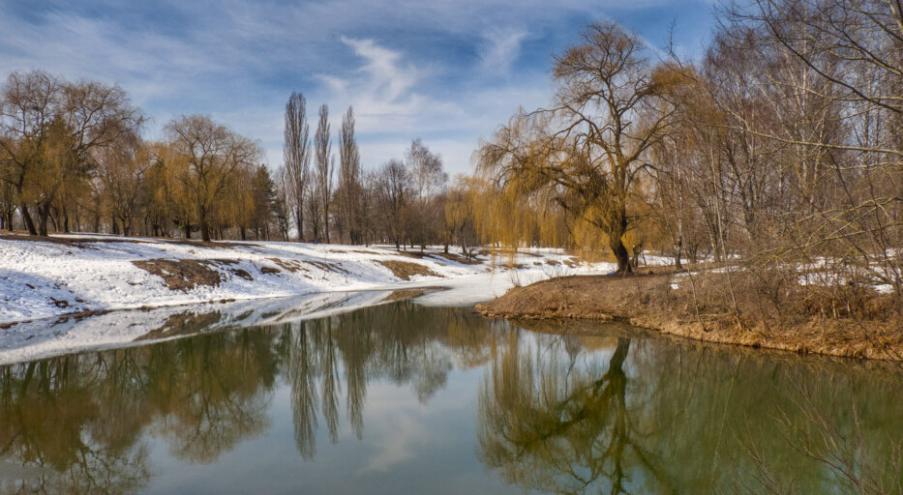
(133, 259, 222, 291)
(477, 270, 903, 361)
(377, 260, 441, 281)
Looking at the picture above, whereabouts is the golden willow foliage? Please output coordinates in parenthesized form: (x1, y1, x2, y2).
(0, 71, 283, 240)
(470, 174, 568, 253)
(477, 23, 681, 273)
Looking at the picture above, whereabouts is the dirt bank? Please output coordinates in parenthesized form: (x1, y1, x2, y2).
(476, 272, 903, 361)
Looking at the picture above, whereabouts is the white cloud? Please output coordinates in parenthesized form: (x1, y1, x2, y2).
(316, 37, 461, 137)
(340, 36, 422, 102)
(480, 28, 528, 75)
(0, 0, 706, 175)
(314, 36, 552, 174)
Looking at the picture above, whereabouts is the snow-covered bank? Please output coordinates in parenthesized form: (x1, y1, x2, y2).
(0, 234, 615, 325)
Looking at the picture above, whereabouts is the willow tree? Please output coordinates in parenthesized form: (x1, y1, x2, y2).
(165, 115, 259, 242)
(479, 22, 675, 273)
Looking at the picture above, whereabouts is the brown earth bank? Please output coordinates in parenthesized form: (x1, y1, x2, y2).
(476, 272, 903, 362)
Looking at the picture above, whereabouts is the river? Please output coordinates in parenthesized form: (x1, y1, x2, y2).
(0, 296, 901, 493)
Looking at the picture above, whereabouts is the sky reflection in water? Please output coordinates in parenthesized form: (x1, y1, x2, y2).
(1, 298, 902, 494)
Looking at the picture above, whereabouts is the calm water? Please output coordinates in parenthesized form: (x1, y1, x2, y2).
(1, 298, 902, 494)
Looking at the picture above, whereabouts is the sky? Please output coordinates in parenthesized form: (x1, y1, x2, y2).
(0, 0, 717, 175)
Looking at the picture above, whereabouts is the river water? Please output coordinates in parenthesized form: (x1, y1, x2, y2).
(0, 297, 901, 494)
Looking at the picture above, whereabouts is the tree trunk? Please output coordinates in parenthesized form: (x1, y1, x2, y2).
(184, 222, 191, 240)
(198, 203, 211, 242)
(609, 204, 633, 274)
(37, 202, 50, 237)
(20, 203, 37, 235)
(201, 220, 211, 242)
(610, 236, 632, 274)
(295, 205, 304, 242)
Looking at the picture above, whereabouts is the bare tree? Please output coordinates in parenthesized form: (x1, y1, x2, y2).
(314, 104, 333, 243)
(283, 92, 311, 241)
(336, 106, 363, 244)
(406, 139, 447, 250)
(377, 159, 409, 250)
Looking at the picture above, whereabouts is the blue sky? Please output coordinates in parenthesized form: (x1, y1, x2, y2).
(0, 0, 717, 174)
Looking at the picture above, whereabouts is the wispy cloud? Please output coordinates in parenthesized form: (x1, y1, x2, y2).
(480, 28, 528, 75)
(0, 0, 715, 173)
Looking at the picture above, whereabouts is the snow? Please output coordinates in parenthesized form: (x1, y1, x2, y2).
(0, 235, 616, 363)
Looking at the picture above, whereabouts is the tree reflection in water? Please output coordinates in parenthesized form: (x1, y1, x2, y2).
(0, 301, 901, 494)
(478, 333, 663, 494)
(0, 301, 494, 493)
(477, 322, 903, 494)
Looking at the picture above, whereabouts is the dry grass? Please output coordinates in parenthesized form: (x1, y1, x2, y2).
(305, 260, 348, 274)
(133, 258, 261, 290)
(133, 259, 223, 291)
(432, 252, 482, 265)
(377, 260, 441, 280)
(268, 257, 308, 273)
(477, 272, 903, 361)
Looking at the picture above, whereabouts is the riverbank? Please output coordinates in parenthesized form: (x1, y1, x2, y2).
(0, 233, 615, 326)
(476, 271, 903, 361)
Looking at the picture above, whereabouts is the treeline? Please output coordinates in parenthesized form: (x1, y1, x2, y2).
(0, 71, 278, 241)
(0, 74, 479, 249)
(477, 0, 902, 299)
(279, 92, 478, 251)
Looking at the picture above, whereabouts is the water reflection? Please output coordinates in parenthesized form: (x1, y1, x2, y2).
(0, 301, 901, 494)
(478, 320, 903, 494)
(479, 335, 643, 493)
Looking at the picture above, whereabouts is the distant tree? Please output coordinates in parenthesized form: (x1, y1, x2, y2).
(313, 104, 333, 243)
(376, 159, 410, 249)
(406, 139, 447, 250)
(96, 132, 150, 236)
(0, 71, 141, 236)
(444, 176, 478, 255)
(250, 164, 277, 240)
(0, 71, 60, 235)
(335, 106, 363, 244)
(283, 92, 311, 242)
(165, 115, 259, 242)
(273, 166, 291, 241)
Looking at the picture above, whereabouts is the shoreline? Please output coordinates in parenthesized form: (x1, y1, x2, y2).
(476, 273, 903, 362)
